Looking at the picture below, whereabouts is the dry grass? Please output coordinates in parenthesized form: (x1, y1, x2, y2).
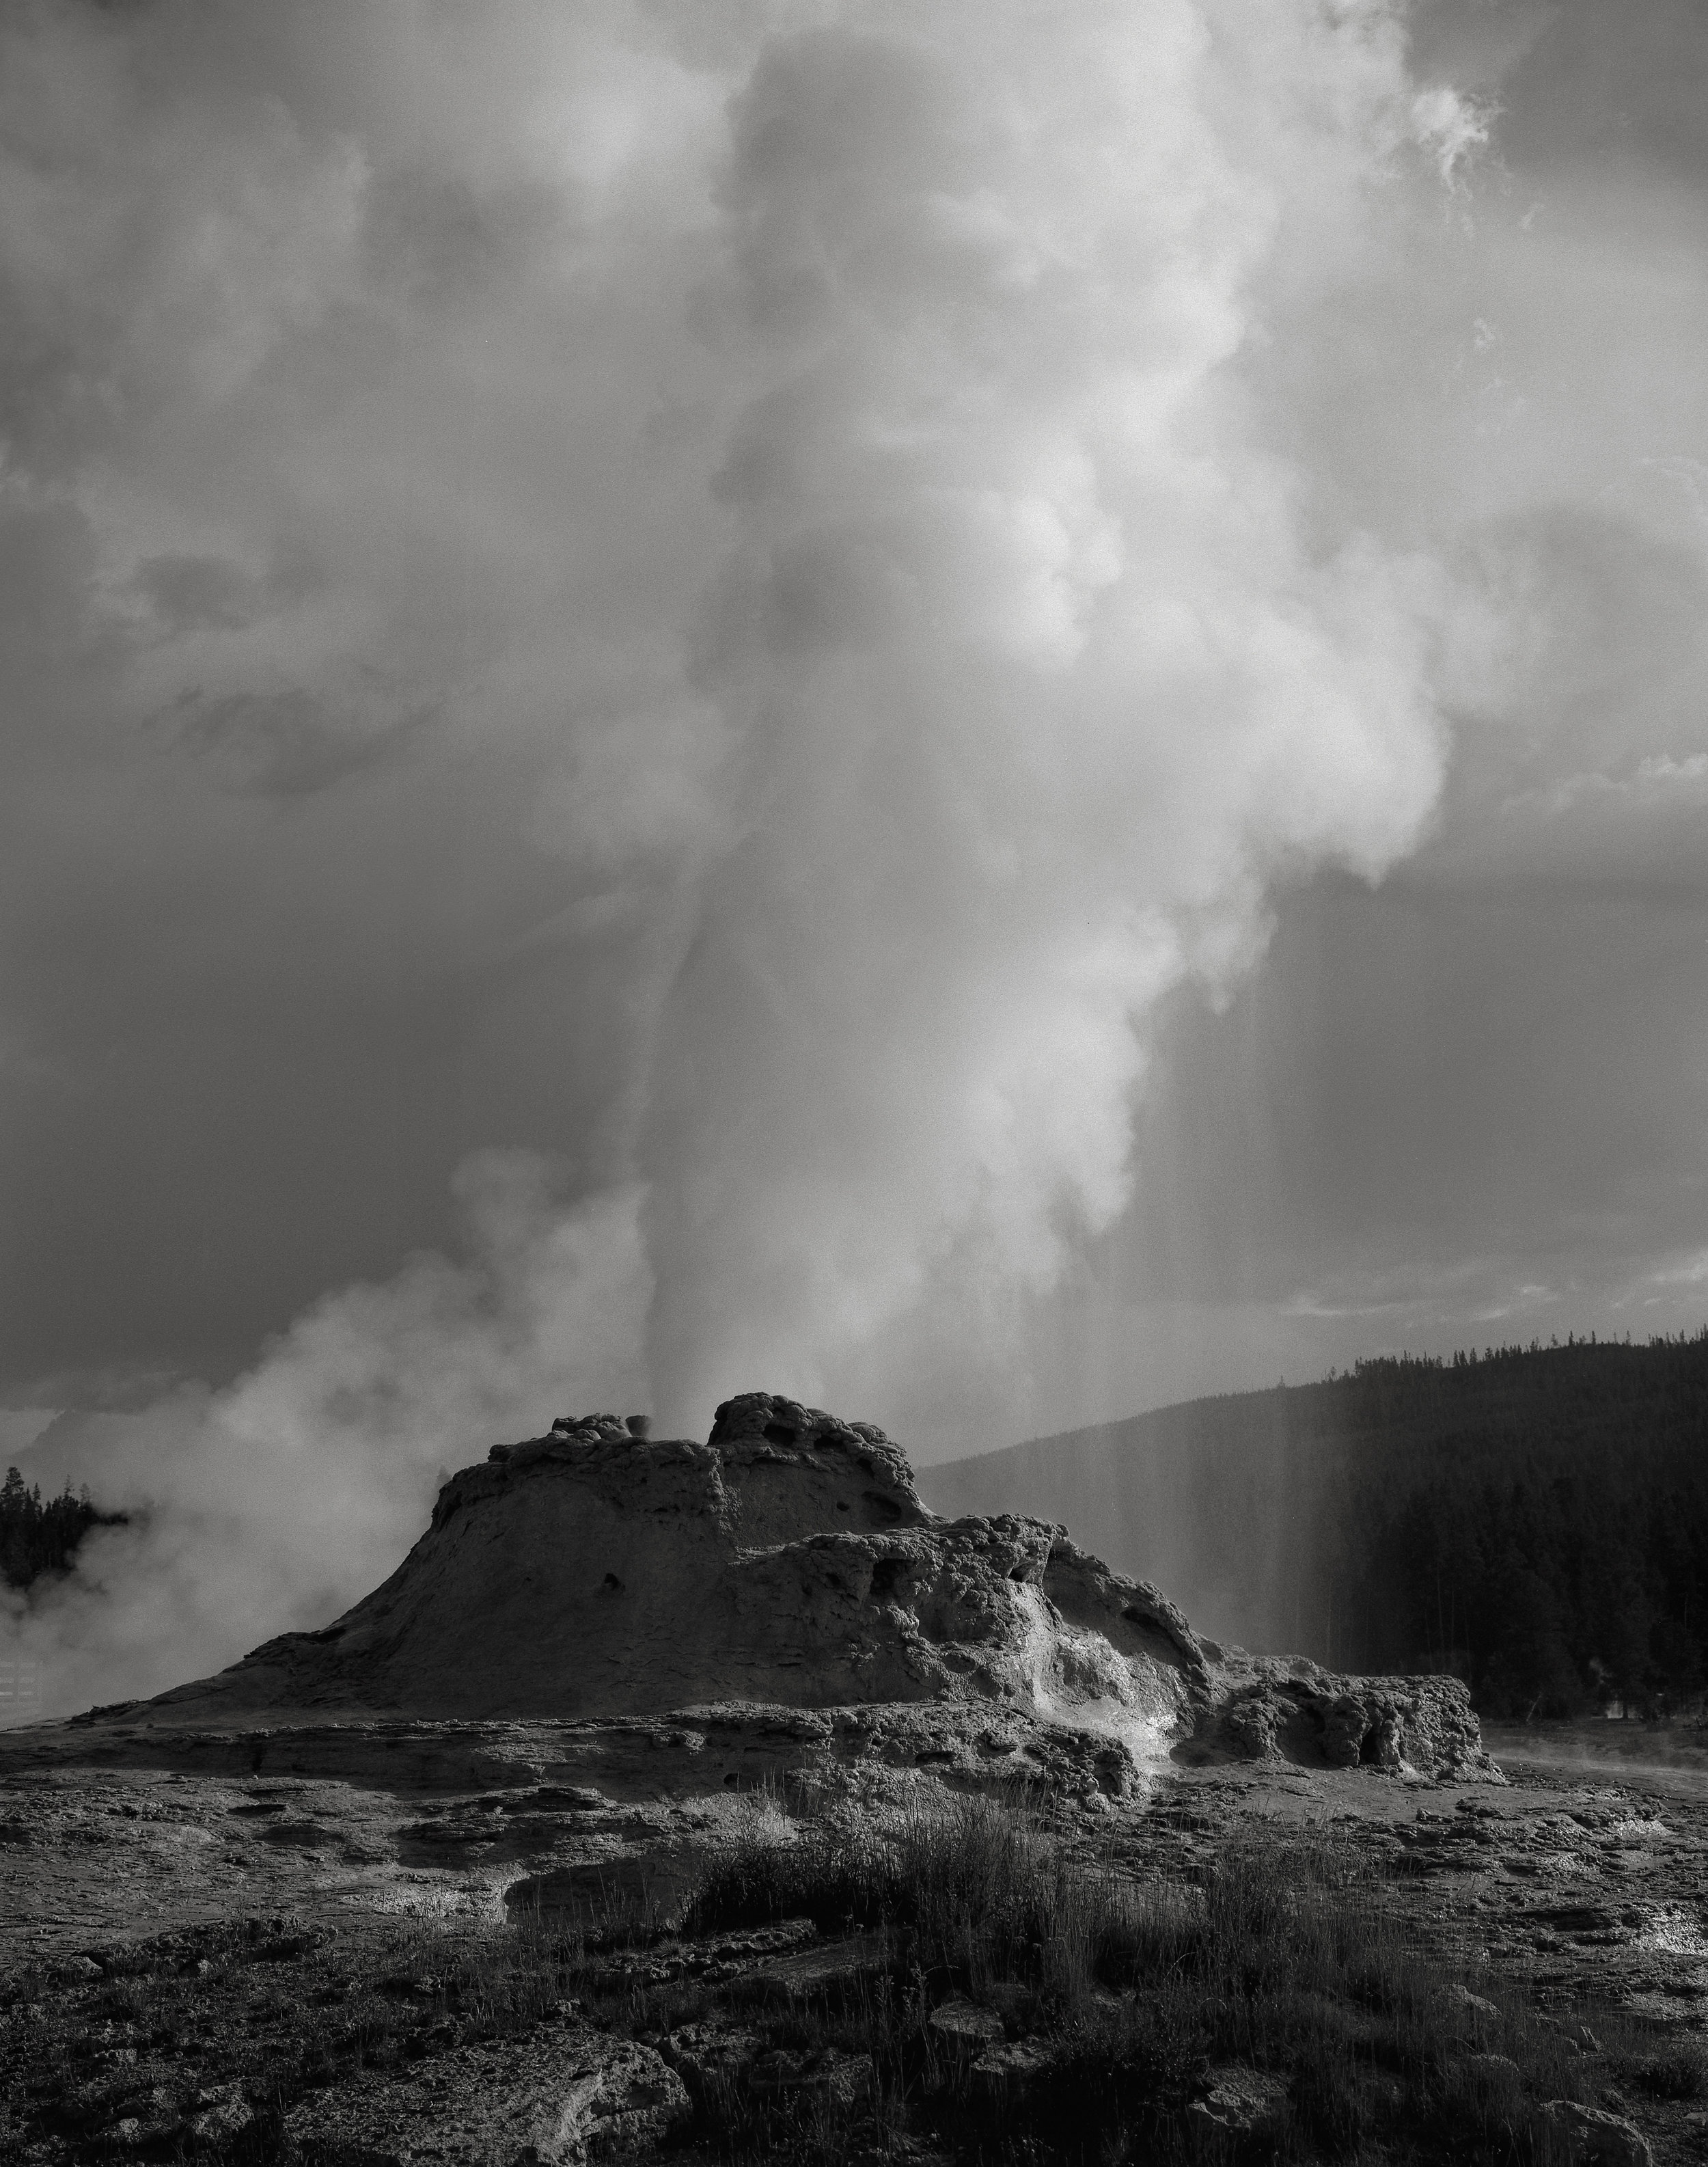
(681, 1792, 1607, 2164)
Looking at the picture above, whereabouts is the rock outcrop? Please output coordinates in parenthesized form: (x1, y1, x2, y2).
(140, 1391, 1497, 1782)
(1183, 1650, 1491, 1780)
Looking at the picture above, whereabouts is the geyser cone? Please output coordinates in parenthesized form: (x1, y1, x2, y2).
(144, 1395, 1200, 1751)
(124, 1392, 1497, 1787)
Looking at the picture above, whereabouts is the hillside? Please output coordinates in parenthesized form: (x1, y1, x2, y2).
(918, 1335, 1708, 1718)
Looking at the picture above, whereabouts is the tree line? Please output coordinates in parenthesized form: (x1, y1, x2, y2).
(1, 1464, 124, 1590)
(920, 1331, 1708, 1721)
(1300, 1334, 1708, 1718)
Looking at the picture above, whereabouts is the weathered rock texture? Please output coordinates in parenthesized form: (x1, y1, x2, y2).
(137, 1392, 1495, 1781)
(1188, 1652, 1493, 1778)
(281, 2015, 689, 2164)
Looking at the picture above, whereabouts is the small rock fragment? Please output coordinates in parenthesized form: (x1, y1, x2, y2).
(928, 1996, 1005, 2045)
(747, 2046, 874, 2109)
(190, 2096, 253, 2141)
(752, 1929, 890, 1993)
(1187, 2065, 1289, 2142)
(970, 2038, 1053, 2102)
(1437, 1982, 1500, 2020)
(661, 2019, 765, 2093)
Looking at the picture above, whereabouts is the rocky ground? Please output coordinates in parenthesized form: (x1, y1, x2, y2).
(4, 1720, 1708, 2164)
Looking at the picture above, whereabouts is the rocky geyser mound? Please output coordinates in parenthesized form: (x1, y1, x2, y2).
(148, 1393, 1496, 1782)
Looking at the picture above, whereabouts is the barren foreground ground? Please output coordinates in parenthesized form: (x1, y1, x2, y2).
(5, 1719, 1708, 2164)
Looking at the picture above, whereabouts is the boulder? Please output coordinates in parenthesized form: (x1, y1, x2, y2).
(1543, 2099, 1653, 2167)
(1187, 1658, 1498, 1782)
(1463, 2052, 1521, 2081)
(1437, 1983, 1500, 2023)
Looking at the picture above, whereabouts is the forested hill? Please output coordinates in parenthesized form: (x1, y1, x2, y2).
(918, 1335, 1708, 1718)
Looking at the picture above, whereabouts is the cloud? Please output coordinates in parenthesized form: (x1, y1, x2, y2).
(1409, 83, 1496, 188)
(165, 686, 428, 798)
(1506, 750, 1708, 824)
(131, 554, 269, 635)
(1418, 508, 1708, 890)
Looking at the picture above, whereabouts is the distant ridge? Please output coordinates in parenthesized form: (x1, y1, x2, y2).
(918, 1335, 1708, 1717)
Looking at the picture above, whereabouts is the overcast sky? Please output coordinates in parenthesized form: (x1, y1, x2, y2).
(3, 0, 1707, 1585)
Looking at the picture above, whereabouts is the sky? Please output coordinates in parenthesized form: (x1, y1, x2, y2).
(2, 0, 1707, 1713)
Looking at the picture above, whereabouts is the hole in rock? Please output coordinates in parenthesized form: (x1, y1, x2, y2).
(601, 1572, 624, 1594)
(868, 1558, 905, 1600)
(1359, 1729, 1382, 1765)
(862, 1491, 904, 1525)
(762, 1421, 797, 1445)
(1007, 1565, 1032, 1583)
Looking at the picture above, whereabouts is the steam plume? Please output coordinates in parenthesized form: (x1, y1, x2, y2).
(641, 5, 1452, 1430)
(1, 0, 1480, 1717)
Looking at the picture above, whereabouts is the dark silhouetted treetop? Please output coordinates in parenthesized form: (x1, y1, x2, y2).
(1, 1465, 125, 1592)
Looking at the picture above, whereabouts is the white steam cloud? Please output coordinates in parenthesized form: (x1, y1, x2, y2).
(640, 6, 1452, 1428)
(2, 0, 1479, 1717)
(9, 1164, 650, 1717)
